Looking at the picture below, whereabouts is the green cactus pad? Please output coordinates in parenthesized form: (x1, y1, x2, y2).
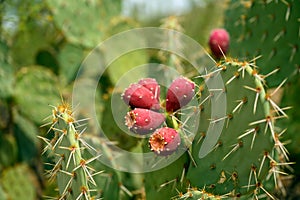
(14, 112, 39, 162)
(0, 133, 18, 168)
(143, 153, 189, 200)
(279, 77, 300, 173)
(1, 164, 38, 200)
(14, 66, 60, 125)
(82, 137, 122, 199)
(225, 0, 300, 86)
(46, 0, 121, 48)
(58, 44, 85, 86)
(107, 49, 148, 87)
(0, 40, 14, 99)
(0, 184, 8, 200)
(10, 21, 55, 68)
(186, 59, 289, 199)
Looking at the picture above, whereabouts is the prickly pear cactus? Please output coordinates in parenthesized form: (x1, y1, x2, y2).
(225, 0, 300, 86)
(186, 58, 290, 199)
(40, 101, 127, 199)
(40, 102, 101, 199)
(1, 164, 38, 200)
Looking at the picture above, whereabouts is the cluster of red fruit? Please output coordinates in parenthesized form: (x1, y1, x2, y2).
(121, 77, 195, 156)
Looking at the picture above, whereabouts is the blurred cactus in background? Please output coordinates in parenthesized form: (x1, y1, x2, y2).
(0, 0, 299, 199)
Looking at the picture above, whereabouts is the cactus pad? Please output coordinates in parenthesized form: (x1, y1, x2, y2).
(225, 0, 300, 86)
(14, 66, 60, 124)
(46, 0, 121, 48)
(186, 58, 290, 199)
(1, 164, 38, 200)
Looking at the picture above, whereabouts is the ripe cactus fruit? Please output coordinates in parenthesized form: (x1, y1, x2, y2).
(122, 83, 160, 110)
(138, 78, 160, 101)
(166, 76, 195, 113)
(149, 127, 181, 156)
(208, 28, 230, 59)
(125, 108, 165, 134)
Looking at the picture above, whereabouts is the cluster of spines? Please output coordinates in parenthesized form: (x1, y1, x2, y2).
(174, 187, 221, 200)
(188, 57, 292, 199)
(39, 102, 102, 200)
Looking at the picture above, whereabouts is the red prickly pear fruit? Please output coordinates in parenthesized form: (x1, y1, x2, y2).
(149, 127, 181, 156)
(122, 83, 160, 110)
(125, 108, 165, 134)
(166, 77, 195, 113)
(138, 78, 160, 101)
(208, 28, 230, 59)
